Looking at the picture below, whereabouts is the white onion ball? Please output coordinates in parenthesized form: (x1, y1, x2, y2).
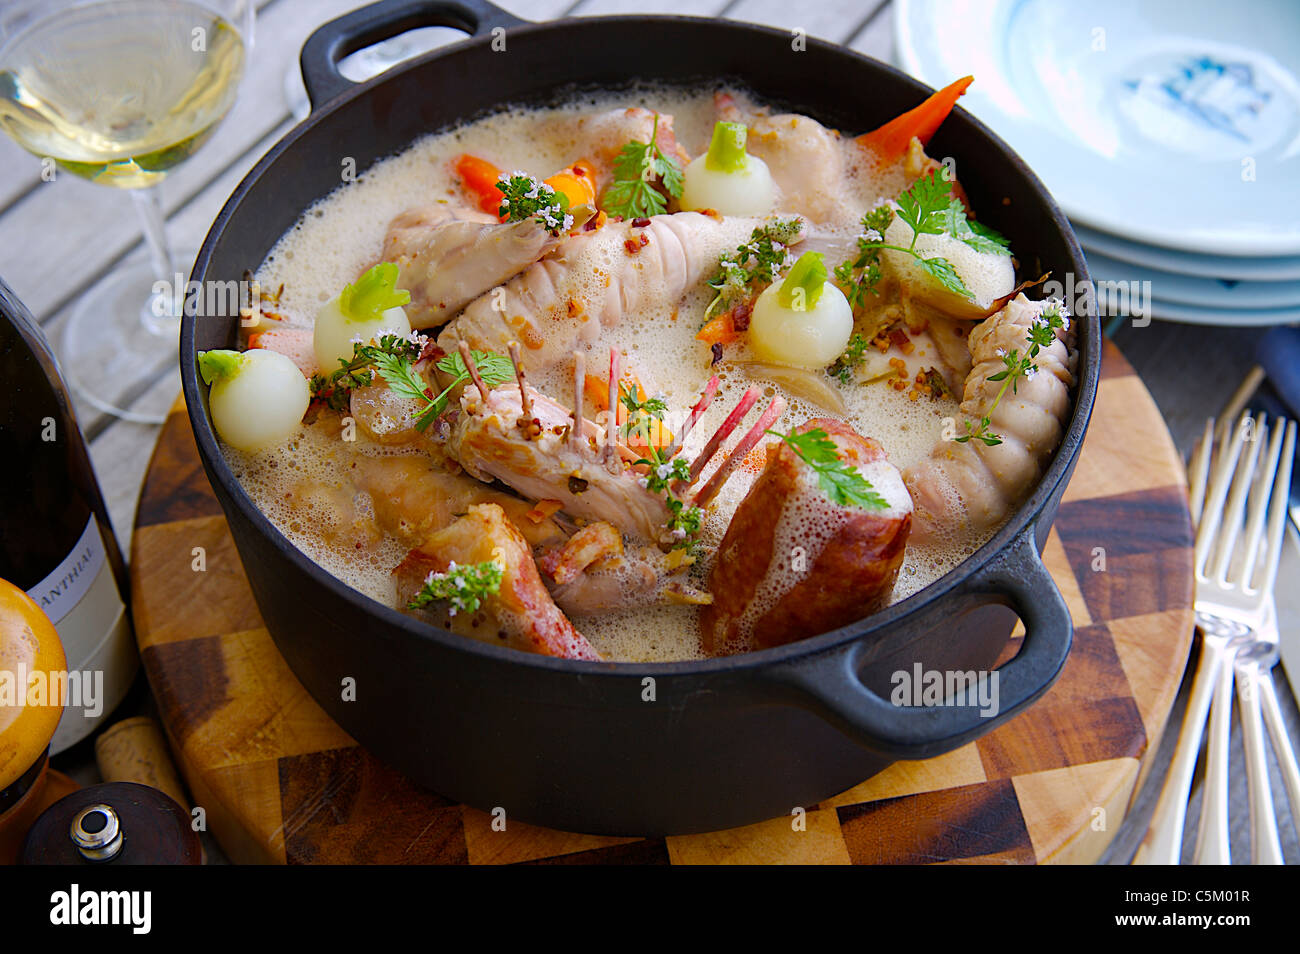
(313, 298, 411, 370)
(679, 154, 775, 216)
(749, 281, 854, 369)
(209, 349, 310, 452)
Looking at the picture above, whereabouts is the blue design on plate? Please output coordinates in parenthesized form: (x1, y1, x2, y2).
(1125, 57, 1269, 141)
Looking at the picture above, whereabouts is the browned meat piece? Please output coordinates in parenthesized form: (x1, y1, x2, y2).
(350, 454, 564, 549)
(393, 503, 600, 660)
(443, 346, 786, 548)
(379, 204, 564, 329)
(700, 418, 912, 654)
(534, 521, 685, 617)
(436, 212, 773, 373)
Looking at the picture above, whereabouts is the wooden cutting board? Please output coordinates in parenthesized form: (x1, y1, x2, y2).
(129, 340, 1194, 864)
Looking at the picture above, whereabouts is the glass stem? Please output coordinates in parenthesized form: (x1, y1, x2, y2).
(131, 186, 178, 334)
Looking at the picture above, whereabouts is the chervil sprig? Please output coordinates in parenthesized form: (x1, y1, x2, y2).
(496, 172, 572, 235)
(602, 114, 684, 220)
(767, 427, 890, 510)
(308, 333, 424, 412)
(619, 384, 668, 448)
(956, 302, 1066, 446)
(835, 170, 1012, 309)
(704, 218, 803, 320)
(372, 347, 514, 431)
(407, 560, 503, 615)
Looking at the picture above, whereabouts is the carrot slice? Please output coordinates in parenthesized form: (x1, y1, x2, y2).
(695, 311, 739, 346)
(856, 76, 974, 164)
(545, 159, 598, 210)
(454, 154, 506, 217)
(583, 370, 674, 450)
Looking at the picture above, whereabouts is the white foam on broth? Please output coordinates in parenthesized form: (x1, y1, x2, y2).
(235, 86, 1007, 662)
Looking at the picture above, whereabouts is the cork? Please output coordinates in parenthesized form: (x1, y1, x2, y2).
(94, 716, 189, 810)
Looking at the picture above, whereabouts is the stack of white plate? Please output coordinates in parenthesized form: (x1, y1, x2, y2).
(894, 0, 1300, 326)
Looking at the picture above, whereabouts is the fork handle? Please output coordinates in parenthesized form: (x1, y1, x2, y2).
(1257, 672, 1300, 836)
(1135, 636, 1228, 865)
(1193, 653, 1234, 864)
(1235, 664, 1284, 865)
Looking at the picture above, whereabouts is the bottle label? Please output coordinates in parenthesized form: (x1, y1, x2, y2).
(24, 515, 107, 624)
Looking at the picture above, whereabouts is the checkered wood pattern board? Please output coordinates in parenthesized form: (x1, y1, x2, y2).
(129, 341, 1194, 864)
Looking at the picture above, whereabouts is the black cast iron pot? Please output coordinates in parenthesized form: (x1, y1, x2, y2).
(181, 0, 1099, 836)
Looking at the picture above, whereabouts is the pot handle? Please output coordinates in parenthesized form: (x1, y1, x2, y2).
(770, 526, 1073, 759)
(300, 0, 528, 109)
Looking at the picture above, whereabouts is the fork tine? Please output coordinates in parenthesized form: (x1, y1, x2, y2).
(1195, 414, 1249, 574)
(1256, 419, 1296, 596)
(1235, 418, 1282, 588)
(1211, 413, 1265, 582)
(1188, 417, 1214, 525)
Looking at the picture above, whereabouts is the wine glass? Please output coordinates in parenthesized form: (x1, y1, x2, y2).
(0, 0, 254, 423)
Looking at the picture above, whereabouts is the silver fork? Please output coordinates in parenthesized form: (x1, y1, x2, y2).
(1135, 412, 1297, 864)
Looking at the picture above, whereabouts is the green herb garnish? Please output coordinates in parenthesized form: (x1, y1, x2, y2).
(619, 383, 668, 448)
(767, 427, 890, 510)
(834, 171, 1012, 310)
(705, 218, 803, 321)
(496, 173, 571, 236)
(833, 206, 893, 311)
(308, 334, 424, 412)
(827, 333, 870, 385)
(602, 114, 684, 220)
(374, 347, 514, 432)
(621, 389, 702, 551)
(407, 560, 504, 615)
(956, 302, 1065, 446)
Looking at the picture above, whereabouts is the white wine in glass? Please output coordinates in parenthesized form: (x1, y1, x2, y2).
(0, 0, 252, 422)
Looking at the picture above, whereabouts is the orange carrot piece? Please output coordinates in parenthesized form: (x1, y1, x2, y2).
(695, 311, 739, 346)
(857, 76, 974, 163)
(583, 371, 674, 449)
(455, 154, 506, 217)
(545, 159, 598, 210)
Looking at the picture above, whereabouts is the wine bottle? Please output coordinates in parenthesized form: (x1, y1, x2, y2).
(0, 276, 138, 753)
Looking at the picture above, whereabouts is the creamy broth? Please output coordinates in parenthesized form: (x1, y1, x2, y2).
(231, 86, 1011, 662)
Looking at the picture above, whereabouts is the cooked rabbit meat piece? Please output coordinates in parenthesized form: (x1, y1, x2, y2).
(535, 522, 702, 617)
(350, 454, 565, 549)
(447, 379, 674, 543)
(537, 521, 623, 584)
(380, 204, 567, 329)
(436, 212, 777, 371)
(904, 294, 1074, 542)
(445, 346, 785, 547)
(715, 92, 846, 225)
(393, 503, 600, 660)
(701, 418, 912, 654)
